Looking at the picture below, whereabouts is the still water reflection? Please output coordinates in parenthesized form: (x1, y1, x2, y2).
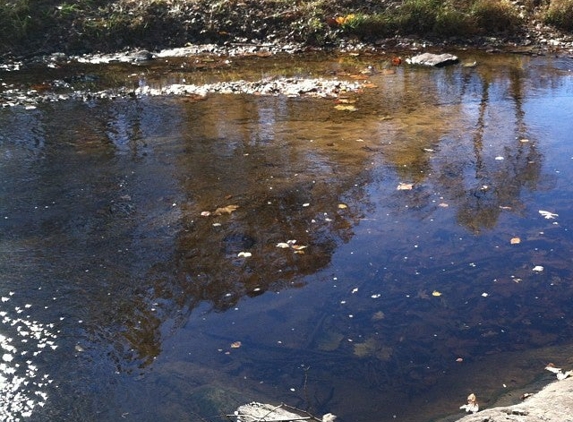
(1, 52, 573, 421)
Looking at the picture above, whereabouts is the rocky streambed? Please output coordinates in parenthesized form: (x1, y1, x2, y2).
(0, 75, 366, 109)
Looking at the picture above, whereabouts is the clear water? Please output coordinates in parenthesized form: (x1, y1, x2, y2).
(1, 51, 573, 421)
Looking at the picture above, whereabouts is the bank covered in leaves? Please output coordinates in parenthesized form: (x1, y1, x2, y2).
(1, 0, 573, 59)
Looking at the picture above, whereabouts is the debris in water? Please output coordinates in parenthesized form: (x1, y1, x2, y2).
(276, 240, 307, 253)
(510, 237, 521, 244)
(545, 363, 573, 380)
(460, 393, 479, 413)
(334, 104, 357, 112)
(539, 210, 558, 220)
(532, 265, 544, 272)
(237, 252, 252, 258)
(230, 401, 337, 422)
(214, 204, 240, 215)
(396, 182, 414, 191)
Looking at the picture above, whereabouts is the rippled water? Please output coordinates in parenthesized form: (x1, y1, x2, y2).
(1, 51, 573, 422)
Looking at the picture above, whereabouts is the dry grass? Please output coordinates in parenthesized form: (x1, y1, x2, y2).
(0, 0, 572, 55)
(544, 0, 573, 30)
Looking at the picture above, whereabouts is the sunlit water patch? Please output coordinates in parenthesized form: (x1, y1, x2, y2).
(0, 293, 56, 421)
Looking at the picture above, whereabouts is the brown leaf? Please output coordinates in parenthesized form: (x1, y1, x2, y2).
(213, 204, 239, 215)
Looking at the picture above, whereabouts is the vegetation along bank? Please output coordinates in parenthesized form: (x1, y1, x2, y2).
(2, 0, 573, 58)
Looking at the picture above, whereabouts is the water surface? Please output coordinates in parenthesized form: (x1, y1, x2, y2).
(1, 51, 573, 421)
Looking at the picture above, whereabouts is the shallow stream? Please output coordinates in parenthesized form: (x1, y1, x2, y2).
(2, 50, 573, 421)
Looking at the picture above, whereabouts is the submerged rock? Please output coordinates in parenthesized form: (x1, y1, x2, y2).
(232, 402, 337, 422)
(406, 53, 459, 67)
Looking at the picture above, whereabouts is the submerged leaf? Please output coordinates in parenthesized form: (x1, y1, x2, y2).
(214, 204, 239, 215)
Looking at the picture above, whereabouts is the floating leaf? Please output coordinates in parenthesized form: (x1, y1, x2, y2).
(276, 242, 290, 248)
(545, 363, 562, 374)
(237, 252, 252, 258)
(291, 245, 307, 251)
(545, 364, 573, 380)
(432, 290, 442, 297)
(532, 265, 544, 272)
(539, 210, 558, 219)
(396, 182, 414, 191)
(200, 211, 211, 216)
(338, 203, 348, 209)
(510, 237, 521, 244)
(460, 393, 479, 413)
(230, 341, 242, 349)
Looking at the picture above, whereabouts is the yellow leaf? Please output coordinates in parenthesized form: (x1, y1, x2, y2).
(432, 290, 442, 297)
(230, 341, 242, 349)
(334, 104, 357, 112)
(510, 237, 521, 244)
(338, 203, 348, 209)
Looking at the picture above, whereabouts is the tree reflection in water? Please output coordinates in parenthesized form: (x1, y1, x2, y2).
(1, 52, 573, 421)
